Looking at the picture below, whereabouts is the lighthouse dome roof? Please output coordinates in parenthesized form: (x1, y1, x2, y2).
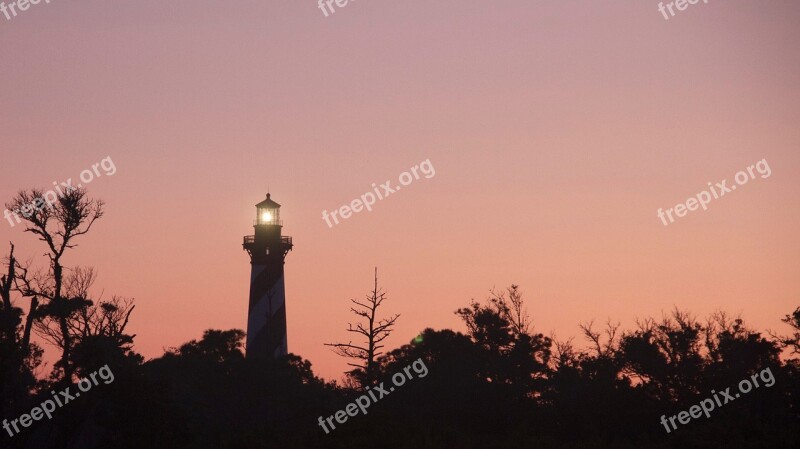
(256, 193, 281, 209)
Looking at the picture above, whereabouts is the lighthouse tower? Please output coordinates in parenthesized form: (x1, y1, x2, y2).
(243, 194, 293, 359)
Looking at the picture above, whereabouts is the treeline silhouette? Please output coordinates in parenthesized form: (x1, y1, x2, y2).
(2, 290, 798, 449)
(1, 189, 798, 448)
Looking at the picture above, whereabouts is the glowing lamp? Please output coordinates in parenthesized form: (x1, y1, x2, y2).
(255, 193, 281, 225)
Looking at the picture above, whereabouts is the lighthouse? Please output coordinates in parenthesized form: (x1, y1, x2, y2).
(243, 194, 293, 359)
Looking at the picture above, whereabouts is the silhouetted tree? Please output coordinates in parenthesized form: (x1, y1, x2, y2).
(617, 309, 705, 402)
(7, 187, 104, 379)
(0, 243, 42, 419)
(456, 285, 552, 397)
(777, 306, 800, 355)
(493, 284, 531, 335)
(1, 256, 798, 449)
(325, 268, 399, 386)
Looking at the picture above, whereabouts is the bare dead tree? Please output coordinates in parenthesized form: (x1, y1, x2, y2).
(579, 319, 621, 358)
(490, 284, 531, 336)
(550, 332, 578, 370)
(0, 243, 19, 341)
(66, 296, 135, 342)
(0, 243, 45, 416)
(6, 187, 104, 379)
(0, 243, 40, 354)
(63, 266, 97, 300)
(325, 267, 399, 385)
(32, 264, 134, 349)
(10, 258, 43, 352)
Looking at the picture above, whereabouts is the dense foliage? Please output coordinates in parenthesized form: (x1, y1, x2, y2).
(2, 291, 798, 448)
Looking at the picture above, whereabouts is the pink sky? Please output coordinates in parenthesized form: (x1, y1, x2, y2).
(1, 0, 799, 380)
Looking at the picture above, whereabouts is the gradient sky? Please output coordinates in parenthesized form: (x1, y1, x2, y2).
(1, 0, 799, 380)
